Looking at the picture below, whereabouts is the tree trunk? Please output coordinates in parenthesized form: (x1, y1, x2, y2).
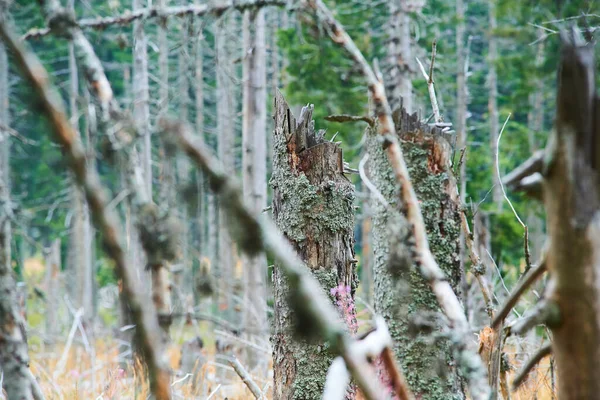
(133, 0, 152, 198)
(539, 35, 600, 400)
(215, 13, 236, 321)
(67, 17, 94, 322)
(456, 0, 469, 300)
(368, 107, 464, 400)
(383, 0, 414, 113)
(45, 239, 61, 337)
(488, 0, 502, 212)
(242, 7, 268, 368)
(0, 12, 35, 396)
(271, 91, 357, 400)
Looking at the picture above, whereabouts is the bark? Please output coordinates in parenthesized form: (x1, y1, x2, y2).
(488, 0, 502, 211)
(215, 13, 236, 321)
(242, 7, 268, 367)
(0, 10, 36, 397)
(383, 0, 414, 113)
(271, 91, 357, 400)
(368, 108, 464, 400)
(539, 35, 600, 400)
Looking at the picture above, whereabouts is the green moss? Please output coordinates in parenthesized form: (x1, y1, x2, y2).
(369, 129, 465, 400)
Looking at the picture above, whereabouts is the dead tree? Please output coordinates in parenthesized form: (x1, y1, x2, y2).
(0, 6, 40, 399)
(271, 92, 358, 399)
(368, 108, 464, 399)
(242, 6, 268, 367)
(504, 30, 600, 399)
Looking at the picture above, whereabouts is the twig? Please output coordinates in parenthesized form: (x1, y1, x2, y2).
(302, 1, 489, 398)
(23, 0, 286, 40)
(416, 41, 441, 123)
(325, 114, 375, 126)
(0, 21, 171, 400)
(228, 357, 264, 399)
(492, 256, 547, 329)
(512, 344, 552, 390)
(54, 308, 84, 377)
(496, 113, 525, 227)
(206, 384, 222, 400)
(381, 347, 414, 400)
(358, 153, 390, 208)
(159, 119, 386, 400)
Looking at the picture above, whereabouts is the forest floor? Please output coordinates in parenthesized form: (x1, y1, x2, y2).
(24, 324, 556, 399)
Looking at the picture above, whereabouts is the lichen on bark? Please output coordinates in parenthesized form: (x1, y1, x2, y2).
(271, 91, 357, 399)
(369, 108, 464, 400)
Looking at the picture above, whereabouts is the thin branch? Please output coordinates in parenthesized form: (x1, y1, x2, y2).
(302, 2, 489, 398)
(23, 0, 286, 40)
(496, 113, 525, 227)
(0, 21, 171, 400)
(502, 150, 544, 188)
(159, 119, 386, 400)
(459, 209, 494, 318)
(492, 256, 547, 329)
(512, 344, 552, 390)
(416, 41, 442, 123)
(358, 153, 390, 208)
(508, 299, 559, 337)
(325, 114, 375, 126)
(228, 357, 264, 399)
(381, 347, 414, 400)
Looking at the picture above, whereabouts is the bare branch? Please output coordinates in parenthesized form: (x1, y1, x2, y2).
(416, 41, 442, 123)
(512, 344, 552, 390)
(509, 299, 560, 337)
(325, 114, 375, 126)
(0, 20, 171, 400)
(228, 357, 264, 399)
(492, 257, 547, 329)
(23, 0, 286, 40)
(502, 149, 545, 188)
(301, 1, 489, 397)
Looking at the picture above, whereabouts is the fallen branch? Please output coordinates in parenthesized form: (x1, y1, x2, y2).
(24, 0, 285, 40)
(228, 357, 264, 399)
(159, 118, 387, 400)
(0, 21, 171, 400)
(492, 257, 547, 329)
(502, 150, 545, 188)
(512, 344, 552, 390)
(302, 1, 490, 398)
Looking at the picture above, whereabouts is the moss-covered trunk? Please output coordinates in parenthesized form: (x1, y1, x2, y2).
(369, 107, 464, 399)
(271, 91, 357, 399)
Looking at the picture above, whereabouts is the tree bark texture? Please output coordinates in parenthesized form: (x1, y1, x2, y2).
(383, 0, 414, 113)
(368, 107, 464, 400)
(44, 239, 61, 337)
(540, 35, 600, 400)
(271, 91, 357, 400)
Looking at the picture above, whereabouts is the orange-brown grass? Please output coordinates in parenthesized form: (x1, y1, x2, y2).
(29, 334, 268, 399)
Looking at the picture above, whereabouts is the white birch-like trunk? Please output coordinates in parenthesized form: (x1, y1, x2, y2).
(384, 0, 413, 113)
(216, 14, 236, 320)
(242, 7, 268, 368)
(488, 0, 502, 211)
